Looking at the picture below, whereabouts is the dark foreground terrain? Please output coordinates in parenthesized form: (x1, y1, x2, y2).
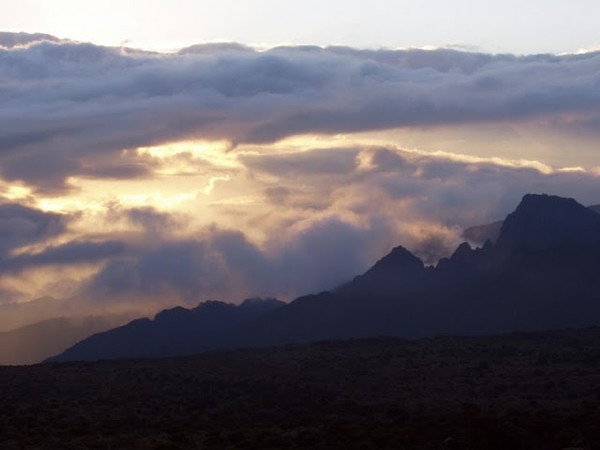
(2, 328, 600, 450)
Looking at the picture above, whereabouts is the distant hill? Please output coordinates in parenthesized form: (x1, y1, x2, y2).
(0, 315, 130, 365)
(51, 194, 600, 362)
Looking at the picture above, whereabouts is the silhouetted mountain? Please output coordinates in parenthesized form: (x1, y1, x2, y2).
(235, 193, 600, 345)
(48, 298, 284, 362)
(0, 315, 128, 365)
(463, 198, 600, 245)
(51, 194, 600, 362)
(340, 245, 426, 296)
(497, 194, 600, 251)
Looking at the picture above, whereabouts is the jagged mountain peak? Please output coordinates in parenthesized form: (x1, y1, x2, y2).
(450, 242, 472, 261)
(496, 193, 600, 250)
(336, 245, 425, 296)
(365, 245, 424, 276)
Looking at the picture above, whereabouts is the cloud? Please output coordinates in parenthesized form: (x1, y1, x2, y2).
(271, 214, 386, 294)
(74, 144, 600, 305)
(0, 203, 68, 256)
(2, 34, 600, 311)
(2, 143, 599, 308)
(80, 219, 379, 304)
(241, 147, 359, 176)
(0, 32, 61, 49)
(0, 240, 125, 274)
(82, 230, 271, 304)
(0, 200, 127, 272)
(242, 145, 600, 259)
(125, 207, 180, 235)
(1, 36, 599, 190)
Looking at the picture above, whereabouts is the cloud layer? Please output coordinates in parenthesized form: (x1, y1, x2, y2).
(1, 35, 600, 191)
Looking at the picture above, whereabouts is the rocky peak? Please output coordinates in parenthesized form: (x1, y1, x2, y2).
(450, 242, 473, 262)
(364, 245, 425, 278)
(496, 194, 600, 251)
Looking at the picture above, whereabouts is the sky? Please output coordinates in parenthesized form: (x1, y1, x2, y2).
(2, 0, 600, 54)
(0, 2, 600, 324)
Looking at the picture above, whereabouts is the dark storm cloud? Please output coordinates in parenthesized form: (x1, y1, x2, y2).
(1, 34, 599, 190)
(81, 221, 383, 304)
(1, 240, 125, 273)
(83, 229, 272, 303)
(1, 153, 83, 193)
(125, 207, 180, 235)
(273, 215, 387, 293)
(0, 202, 126, 276)
(0, 203, 68, 256)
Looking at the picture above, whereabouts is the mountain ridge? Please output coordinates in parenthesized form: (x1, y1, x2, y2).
(49, 193, 600, 362)
(48, 298, 284, 362)
(463, 198, 600, 245)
